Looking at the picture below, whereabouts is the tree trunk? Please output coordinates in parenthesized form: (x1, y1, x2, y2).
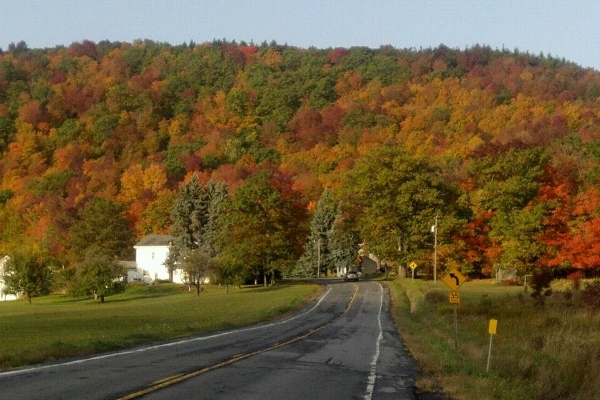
(398, 265, 406, 278)
(100, 294, 105, 303)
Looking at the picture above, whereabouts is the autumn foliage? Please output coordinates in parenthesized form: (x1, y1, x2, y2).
(2, 40, 600, 276)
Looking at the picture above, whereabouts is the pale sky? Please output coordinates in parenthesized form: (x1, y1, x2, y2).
(2, 0, 600, 70)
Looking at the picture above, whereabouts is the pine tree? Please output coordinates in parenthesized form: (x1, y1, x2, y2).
(292, 189, 347, 277)
(166, 175, 228, 287)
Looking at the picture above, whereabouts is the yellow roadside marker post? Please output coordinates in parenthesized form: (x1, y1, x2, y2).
(487, 319, 498, 373)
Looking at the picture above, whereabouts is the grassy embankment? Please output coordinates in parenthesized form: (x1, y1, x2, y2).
(386, 278, 600, 400)
(0, 282, 320, 370)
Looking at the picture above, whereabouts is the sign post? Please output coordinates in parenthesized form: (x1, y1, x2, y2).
(442, 269, 467, 350)
(409, 262, 417, 283)
(487, 319, 498, 373)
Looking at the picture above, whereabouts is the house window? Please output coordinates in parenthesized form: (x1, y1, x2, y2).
(151, 252, 155, 259)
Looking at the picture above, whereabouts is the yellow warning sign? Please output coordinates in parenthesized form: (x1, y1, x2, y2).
(442, 268, 467, 291)
(449, 291, 460, 304)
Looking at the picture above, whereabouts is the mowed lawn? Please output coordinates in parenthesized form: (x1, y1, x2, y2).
(0, 282, 321, 370)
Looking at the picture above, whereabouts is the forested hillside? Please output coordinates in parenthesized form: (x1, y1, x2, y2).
(2, 39, 600, 281)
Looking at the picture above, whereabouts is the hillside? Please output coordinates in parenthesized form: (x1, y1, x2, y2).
(2, 40, 600, 277)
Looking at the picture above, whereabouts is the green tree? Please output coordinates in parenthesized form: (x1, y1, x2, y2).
(1, 251, 52, 303)
(219, 167, 307, 286)
(180, 249, 215, 296)
(293, 188, 343, 277)
(214, 257, 243, 293)
(343, 145, 454, 275)
(71, 254, 125, 303)
(468, 147, 548, 274)
(69, 198, 134, 261)
(166, 175, 228, 283)
(329, 229, 361, 276)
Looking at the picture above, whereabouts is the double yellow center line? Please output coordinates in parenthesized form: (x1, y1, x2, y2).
(116, 284, 358, 400)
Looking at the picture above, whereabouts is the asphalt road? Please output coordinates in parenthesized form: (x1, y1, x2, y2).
(0, 280, 418, 400)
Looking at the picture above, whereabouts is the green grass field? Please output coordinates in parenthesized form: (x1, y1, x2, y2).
(0, 282, 320, 370)
(386, 278, 600, 400)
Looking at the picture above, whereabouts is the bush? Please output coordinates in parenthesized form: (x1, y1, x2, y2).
(581, 280, 600, 309)
(530, 268, 553, 306)
(502, 278, 521, 286)
(424, 290, 447, 305)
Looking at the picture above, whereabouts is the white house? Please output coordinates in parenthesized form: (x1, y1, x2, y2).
(0, 255, 18, 301)
(132, 234, 184, 284)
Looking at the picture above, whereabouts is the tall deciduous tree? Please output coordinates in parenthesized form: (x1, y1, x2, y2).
(343, 145, 454, 275)
(468, 147, 548, 274)
(69, 197, 134, 261)
(554, 188, 600, 272)
(219, 166, 307, 286)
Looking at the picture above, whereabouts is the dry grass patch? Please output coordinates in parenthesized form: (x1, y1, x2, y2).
(386, 278, 600, 400)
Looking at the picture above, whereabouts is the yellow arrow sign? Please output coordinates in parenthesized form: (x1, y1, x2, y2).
(409, 262, 417, 270)
(442, 268, 467, 291)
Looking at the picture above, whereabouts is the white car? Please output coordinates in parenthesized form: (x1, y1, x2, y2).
(344, 271, 359, 282)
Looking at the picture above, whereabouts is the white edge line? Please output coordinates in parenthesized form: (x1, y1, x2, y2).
(364, 282, 384, 400)
(0, 285, 333, 377)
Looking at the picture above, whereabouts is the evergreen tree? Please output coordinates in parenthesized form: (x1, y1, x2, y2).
(166, 175, 228, 284)
(329, 229, 360, 276)
(292, 189, 344, 277)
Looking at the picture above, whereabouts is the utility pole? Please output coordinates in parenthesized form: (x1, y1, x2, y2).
(433, 215, 439, 282)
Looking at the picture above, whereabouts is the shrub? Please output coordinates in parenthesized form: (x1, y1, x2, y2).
(502, 278, 520, 286)
(424, 290, 447, 305)
(581, 280, 600, 309)
(530, 268, 553, 306)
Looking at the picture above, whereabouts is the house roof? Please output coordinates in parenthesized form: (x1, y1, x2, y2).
(134, 234, 174, 247)
(118, 260, 138, 270)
